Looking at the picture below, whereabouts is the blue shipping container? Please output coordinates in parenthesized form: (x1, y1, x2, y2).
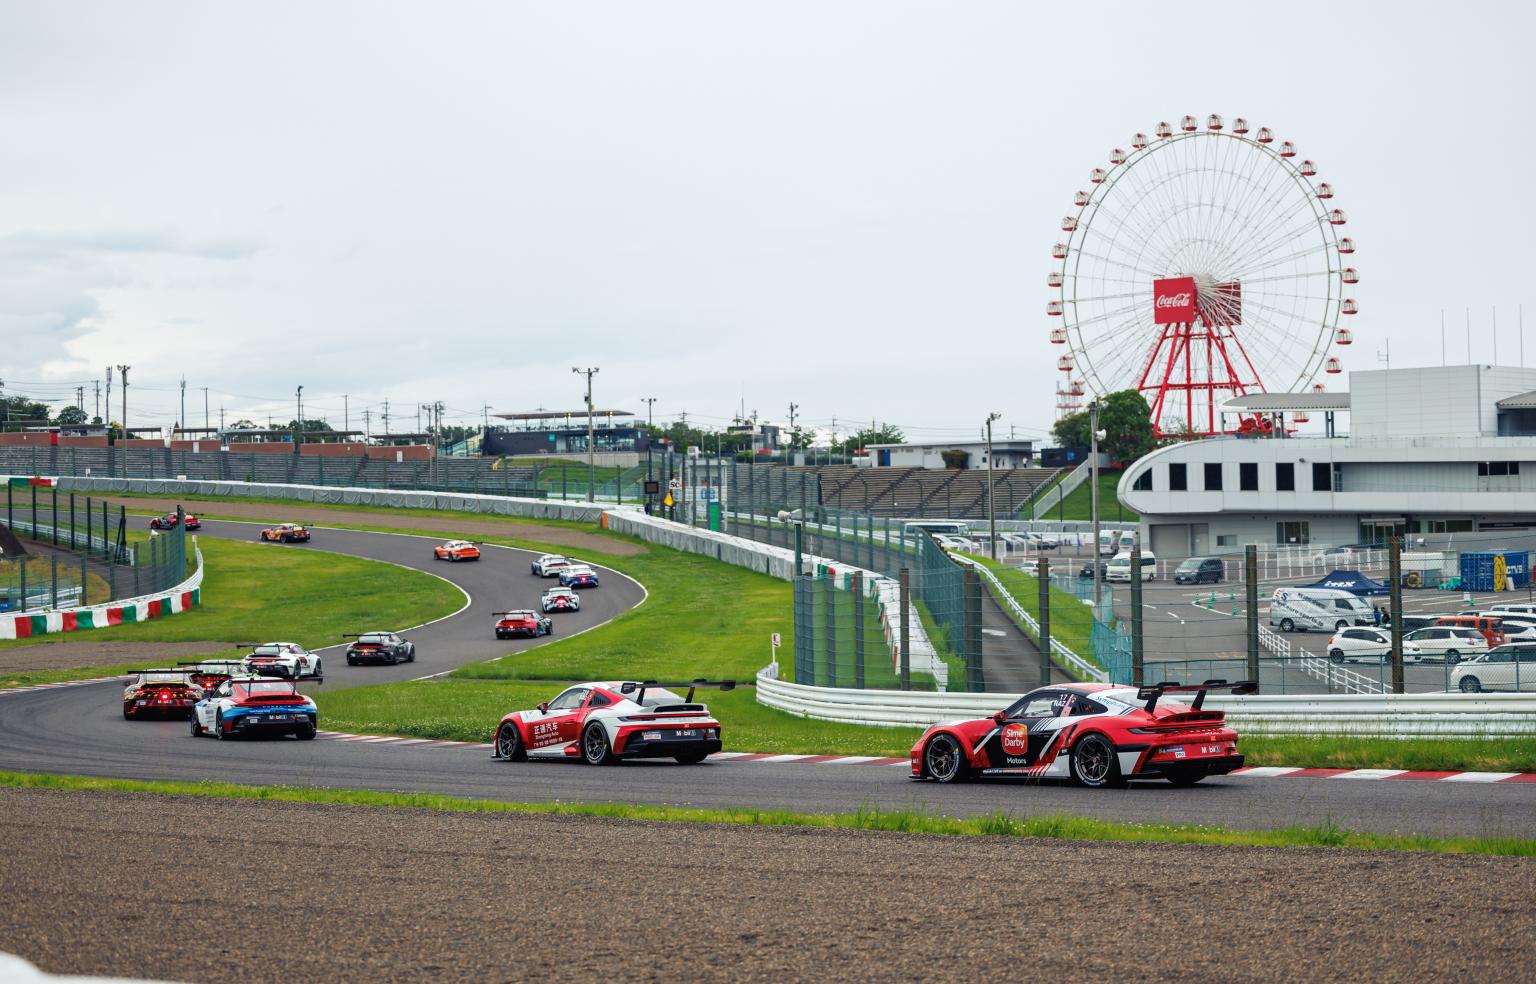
(1458, 550, 1531, 592)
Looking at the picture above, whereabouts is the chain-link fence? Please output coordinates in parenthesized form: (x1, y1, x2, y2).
(1, 486, 186, 612)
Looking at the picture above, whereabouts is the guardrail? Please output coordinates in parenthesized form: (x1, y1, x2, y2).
(756, 666, 1536, 737)
(1259, 622, 1386, 695)
(948, 554, 1106, 682)
(6, 519, 129, 563)
(0, 541, 204, 640)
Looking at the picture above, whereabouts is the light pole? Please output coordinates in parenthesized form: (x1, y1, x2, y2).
(1090, 400, 1104, 615)
(295, 386, 304, 446)
(572, 367, 599, 502)
(116, 365, 130, 477)
(985, 411, 1002, 560)
(641, 397, 657, 484)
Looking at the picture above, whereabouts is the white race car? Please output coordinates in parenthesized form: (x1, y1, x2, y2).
(542, 586, 581, 613)
(531, 553, 572, 577)
(493, 680, 735, 765)
(191, 678, 318, 740)
(241, 641, 324, 680)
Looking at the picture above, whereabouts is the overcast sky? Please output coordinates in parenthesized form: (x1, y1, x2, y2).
(1, 2, 1532, 442)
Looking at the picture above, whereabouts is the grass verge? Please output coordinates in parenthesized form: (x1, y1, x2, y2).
(1044, 469, 1138, 523)
(0, 537, 465, 688)
(2, 770, 1532, 856)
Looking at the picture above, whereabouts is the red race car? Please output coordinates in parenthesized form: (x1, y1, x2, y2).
(494, 610, 552, 639)
(910, 679, 1254, 788)
(492, 679, 733, 765)
(149, 511, 201, 531)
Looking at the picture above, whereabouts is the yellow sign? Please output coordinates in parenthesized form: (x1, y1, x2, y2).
(663, 492, 674, 507)
(1495, 553, 1508, 592)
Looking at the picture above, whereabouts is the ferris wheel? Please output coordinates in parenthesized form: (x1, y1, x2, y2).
(1047, 114, 1358, 437)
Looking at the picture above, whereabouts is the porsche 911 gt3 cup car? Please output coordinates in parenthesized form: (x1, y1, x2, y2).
(260, 523, 311, 543)
(542, 586, 581, 613)
(149, 511, 201, 531)
(494, 610, 552, 639)
(190, 678, 317, 740)
(558, 565, 600, 589)
(434, 540, 480, 562)
(530, 554, 572, 577)
(241, 642, 323, 680)
(911, 680, 1253, 788)
(493, 679, 734, 765)
(344, 631, 416, 665)
(123, 669, 201, 719)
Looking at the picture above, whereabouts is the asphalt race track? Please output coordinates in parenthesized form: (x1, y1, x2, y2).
(2, 519, 1534, 839)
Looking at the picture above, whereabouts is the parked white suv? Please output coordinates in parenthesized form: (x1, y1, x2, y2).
(1402, 626, 1488, 665)
(1451, 645, 1536, 693)
(1326, 627, 1421, 664)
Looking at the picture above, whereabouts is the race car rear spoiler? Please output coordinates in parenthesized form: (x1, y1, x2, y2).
(622, 679, 737, 704)
(1136, 679, 1257, 712)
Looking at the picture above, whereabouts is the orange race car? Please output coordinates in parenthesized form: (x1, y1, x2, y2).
(434, 539, 481, 562)
(259, 523, 311, 543)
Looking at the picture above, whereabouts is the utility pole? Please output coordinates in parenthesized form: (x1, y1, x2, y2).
(117, 365, 130, 475)
(985, 411, 1002, 560)
(1090, 399, 1103, 616)
(382, 399, 390, 438)
(93, 379, 101, 421)
(343, 394, 350, 435)
(572, 366, 599, 502)
(219, 406, 226, 432)
(76, 386, 85, 420)
(295, 385, 304, 446)
(642, 397, 657, 430)
(179, 376, 186, 436)
(202, 387, 209, 432)
(104, 368, 112, 431)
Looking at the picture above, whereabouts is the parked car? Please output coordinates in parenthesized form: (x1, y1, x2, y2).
(1173, 557, 1224, 585)
(1078, 560, 1108, 579)
(1402, 627, 1488, 664)
(1325, 627, 1421, 664)
(1435, 615, 1507, 648)
(1451, 645, 1536, 693)
(1105, 551, 1156, 583)
(1097, 530, 1122, 557)
(1269, 587, 1374, 633)
(1309, 544, 1362, 566)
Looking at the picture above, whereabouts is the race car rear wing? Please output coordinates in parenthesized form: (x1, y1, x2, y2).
(621, 679, 737, 705)
(1136, 679, 1257, 712)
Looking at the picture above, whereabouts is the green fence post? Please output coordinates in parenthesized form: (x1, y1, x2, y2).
(853, 571, 865, 689)
(31, 482, 37, 538)
(824, 574, 837, 687)
(85, 496, 93, 555)
(899, 567, 911, 691)
(19, 557, 26, 611)
(965, 566, 984, 692)
(69, 493, 76, 549)
(51, 554, 58, 608)
(133, 545, 141, 597)
(80, 553, 88, 606)
(51, 486, 58, 546)
(1245, 545, 1260, 689)
(1038, 555, 1051, 686)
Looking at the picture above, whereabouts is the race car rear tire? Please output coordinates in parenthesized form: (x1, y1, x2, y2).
(675, 751, 709, 765)
(296, 723, 316, 741)
(214, 710, 227, 740)
(122, 704, 134, 720)
(347, 658, 358, 666)
(406, 647, 415, 663)
(190, 716, 204, 737)
(496, 723, 527, 762)
(1069, 733, 1126, 789)
(582, 723, 617, 766)
(922, 734, 968, 783)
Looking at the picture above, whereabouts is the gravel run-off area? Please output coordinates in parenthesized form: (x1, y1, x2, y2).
(2, 788, 1533, 983)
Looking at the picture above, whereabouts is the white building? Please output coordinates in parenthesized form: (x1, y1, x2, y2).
(865, 439, 1035, 470)
(1119, 364, 1536, 557)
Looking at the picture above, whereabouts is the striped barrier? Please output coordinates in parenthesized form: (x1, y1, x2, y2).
(0, 542, 204, 641)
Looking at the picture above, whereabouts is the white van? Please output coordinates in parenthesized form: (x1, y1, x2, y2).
(1117, 530, 1139, 552)
(1491, 603, 1536, 617)
(1105, 551, 1156, 582)
(904, 521, 971, 539)
(1098, 529, 1122, 557)
(1269, 587, 1374, 633)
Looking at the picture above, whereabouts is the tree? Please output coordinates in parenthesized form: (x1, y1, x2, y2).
(832, 423, 905, 455)
(1051, 389, 1155, 465)
(229, 419, 259, 430)
(53, 405, 88, 426)
(785, 426, 813, 451)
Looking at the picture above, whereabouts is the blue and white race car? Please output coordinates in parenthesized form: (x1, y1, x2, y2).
(558, 565, 600, 589)
(190, 678, 318, 740)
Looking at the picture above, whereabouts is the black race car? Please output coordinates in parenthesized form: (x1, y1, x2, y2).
(344, 631, 416, 666)
(345, 629, 417, 669)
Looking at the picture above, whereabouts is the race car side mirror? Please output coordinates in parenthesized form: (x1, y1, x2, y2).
(537, 703, 549, 714)
(993, 710, 1007, 724)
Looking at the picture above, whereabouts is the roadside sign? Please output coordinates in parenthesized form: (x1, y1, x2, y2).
(668, 478, 681, 490)
(663, 492, 674, 507)
(771, 632, 781, 649)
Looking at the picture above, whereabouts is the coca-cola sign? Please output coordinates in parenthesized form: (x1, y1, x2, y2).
(1153, 276, 1197, 324)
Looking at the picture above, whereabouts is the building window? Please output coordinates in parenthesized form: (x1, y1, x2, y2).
(1277, 521, 1311, 545)
(1132, 470, 1152, 491)
(1276, 462, 1295, 491)
(1204, 463, 1223, 491)
(1478, 461, 1521, 476)
(1216, 534, 1236, 547)
(1169, 463, 1187, 491)
(1312, 461, 1332, 491)
(1240, 463, 1258, 491)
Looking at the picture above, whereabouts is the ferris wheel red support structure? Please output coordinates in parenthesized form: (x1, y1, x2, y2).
(1136, 277, 1264, 436)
